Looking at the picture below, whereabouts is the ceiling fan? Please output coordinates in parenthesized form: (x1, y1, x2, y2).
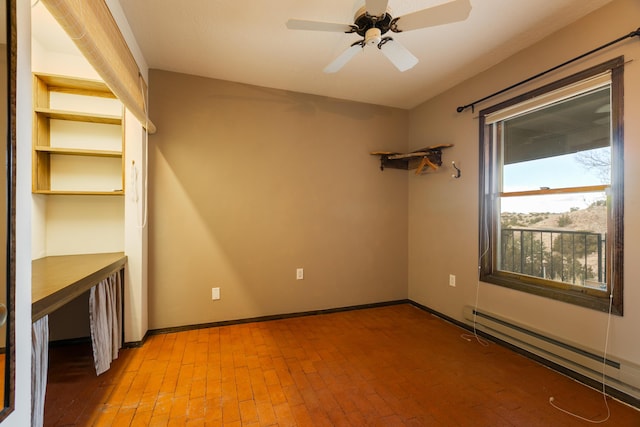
(286, 0, 471, 73)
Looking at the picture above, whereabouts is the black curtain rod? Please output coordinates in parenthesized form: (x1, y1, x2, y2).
(456, 27, 640, 113)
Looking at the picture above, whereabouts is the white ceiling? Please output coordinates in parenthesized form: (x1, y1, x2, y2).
(33, 0, 614, 109)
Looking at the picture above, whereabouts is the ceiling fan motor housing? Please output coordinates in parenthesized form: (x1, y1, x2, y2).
(353, 6, 394, 36)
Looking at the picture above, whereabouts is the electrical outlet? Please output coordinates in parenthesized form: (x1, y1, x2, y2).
(449, 274, 456, 287)
(296, 268, 304, 280)
(211, 287, 220, 300)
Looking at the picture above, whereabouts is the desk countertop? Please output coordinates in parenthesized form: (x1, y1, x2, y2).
(32, 252, 127, 322)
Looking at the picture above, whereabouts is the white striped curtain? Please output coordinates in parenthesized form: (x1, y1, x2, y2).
(89, 272, 122, 375)
(31, 315, 49, 427)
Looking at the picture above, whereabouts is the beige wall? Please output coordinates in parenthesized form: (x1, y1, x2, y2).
(148, 70, 409, 329)
(409, 0, 640, 365)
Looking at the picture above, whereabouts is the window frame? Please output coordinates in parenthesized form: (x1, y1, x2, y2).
(479, 57, 624, 315)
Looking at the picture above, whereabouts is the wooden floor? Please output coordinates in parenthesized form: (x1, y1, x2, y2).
(44, 304, 640, 426)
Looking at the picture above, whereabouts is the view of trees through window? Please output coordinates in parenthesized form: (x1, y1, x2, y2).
(499, 198, 607, 290)
(497, 86, 611, 292)
(479, 57, 624, 313)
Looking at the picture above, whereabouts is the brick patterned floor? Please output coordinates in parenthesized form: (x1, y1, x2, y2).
(44, 304, 640, 426)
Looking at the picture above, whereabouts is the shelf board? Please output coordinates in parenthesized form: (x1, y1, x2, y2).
(35, 107, 122, 125)
(34, 146, 122, 158)
(33, 190, 125, 196)
(34, 72, 116, 98)
(371, 144, 454, 173)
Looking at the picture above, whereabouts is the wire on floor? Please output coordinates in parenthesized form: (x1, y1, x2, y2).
(547, 290, 613, 423)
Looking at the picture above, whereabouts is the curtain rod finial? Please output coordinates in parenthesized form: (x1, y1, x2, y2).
(456, 104, 475, 113)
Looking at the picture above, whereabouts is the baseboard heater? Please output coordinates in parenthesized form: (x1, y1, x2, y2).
(463, 306, 640, 401)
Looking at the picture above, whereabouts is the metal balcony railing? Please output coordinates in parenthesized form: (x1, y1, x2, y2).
(499, 228, 606, 290)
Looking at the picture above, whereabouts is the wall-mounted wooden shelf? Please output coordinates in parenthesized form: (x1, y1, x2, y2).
(371, 144, 453, 175)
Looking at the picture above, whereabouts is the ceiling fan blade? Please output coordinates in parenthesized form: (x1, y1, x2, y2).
(323, 43, 363, 73)
(394, 0, 471, 32)
(365, 0, 390, 17)
(286, 19, 354, 33)
(379, 39, 418, 72)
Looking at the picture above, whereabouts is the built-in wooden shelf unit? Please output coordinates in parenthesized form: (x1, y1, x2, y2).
(32, 73, 124, 195)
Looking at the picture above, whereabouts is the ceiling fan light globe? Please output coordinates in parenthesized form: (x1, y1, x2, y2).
(367, 36, 381, 46)
(365, 27, 382, 45)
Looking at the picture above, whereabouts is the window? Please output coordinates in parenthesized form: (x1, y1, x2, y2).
(479, 57, 624, 314)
